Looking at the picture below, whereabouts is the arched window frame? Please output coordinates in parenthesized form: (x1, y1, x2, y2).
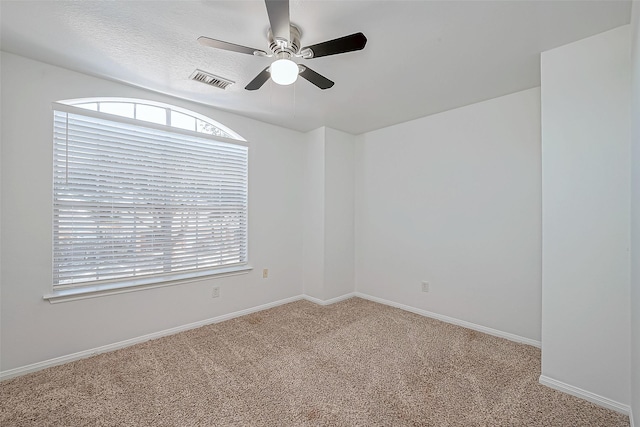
(58, 97, 246, 142)
(46, 98, 250, 303)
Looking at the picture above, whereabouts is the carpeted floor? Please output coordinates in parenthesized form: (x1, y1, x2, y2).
(0, 297, 630, 426)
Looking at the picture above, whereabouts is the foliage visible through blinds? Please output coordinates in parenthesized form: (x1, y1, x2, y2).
(53, 110, 248, 287)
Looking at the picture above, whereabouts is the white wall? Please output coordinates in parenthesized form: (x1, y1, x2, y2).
(630, 3, 640, 424)
(355, 87, 542, 342)
(540, 25, 631, 406)
(0, 52, 306, 372)
(302, 127, 356, 301)
(302, 127, 326, 300)
(324, 128, 355, 300)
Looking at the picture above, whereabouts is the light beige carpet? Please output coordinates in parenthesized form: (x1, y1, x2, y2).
(0, 297, 630, 426)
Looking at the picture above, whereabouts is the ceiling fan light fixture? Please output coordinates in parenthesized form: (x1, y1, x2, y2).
(270, 58, 298, 85)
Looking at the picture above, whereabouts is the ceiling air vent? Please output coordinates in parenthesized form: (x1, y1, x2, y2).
(190, 69, 235, 90)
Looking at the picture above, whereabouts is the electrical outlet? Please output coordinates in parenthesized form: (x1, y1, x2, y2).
(421, 281, 429, 293)
(262, 269, 269, 279)
(212, 286, 220, 298)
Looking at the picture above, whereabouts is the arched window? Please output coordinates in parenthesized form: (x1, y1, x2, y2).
(49, 98, 249, 300)
(60, 97, 245, 141)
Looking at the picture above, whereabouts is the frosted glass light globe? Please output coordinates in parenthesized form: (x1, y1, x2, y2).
(270, 59, 299, 85)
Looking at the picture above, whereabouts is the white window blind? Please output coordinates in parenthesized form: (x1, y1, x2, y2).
(53, 106, 248, 288)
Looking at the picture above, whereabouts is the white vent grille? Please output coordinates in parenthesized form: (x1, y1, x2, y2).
(190, 69, 235, 90)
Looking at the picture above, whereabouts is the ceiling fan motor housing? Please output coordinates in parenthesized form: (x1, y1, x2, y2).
(268, 24, 301, 59)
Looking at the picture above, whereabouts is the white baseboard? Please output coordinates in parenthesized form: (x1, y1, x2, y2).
(0, 291, 538, 381)
(302, 292, 356, 306)
(4, 290, 632, 421)
(1, 292, 360, 381)
(353, 292, 541, 348)
(538, 375, 630, 415)
(0, 294, 304, 381)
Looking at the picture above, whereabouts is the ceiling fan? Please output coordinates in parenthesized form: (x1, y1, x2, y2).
(198, 0, 367, 91)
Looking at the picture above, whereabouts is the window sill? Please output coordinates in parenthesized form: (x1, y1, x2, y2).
(43, 266, 253, 304)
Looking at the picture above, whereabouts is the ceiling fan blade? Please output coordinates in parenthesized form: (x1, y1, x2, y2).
(265, 0, 290, 41)
(245, 67, 271, 91)
(198, 36, 266, 56)
(301, 32, 367, 59)
(299, 66, 334, 90)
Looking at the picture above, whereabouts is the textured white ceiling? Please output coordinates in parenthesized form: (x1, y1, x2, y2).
(0, 0, 631, 134)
